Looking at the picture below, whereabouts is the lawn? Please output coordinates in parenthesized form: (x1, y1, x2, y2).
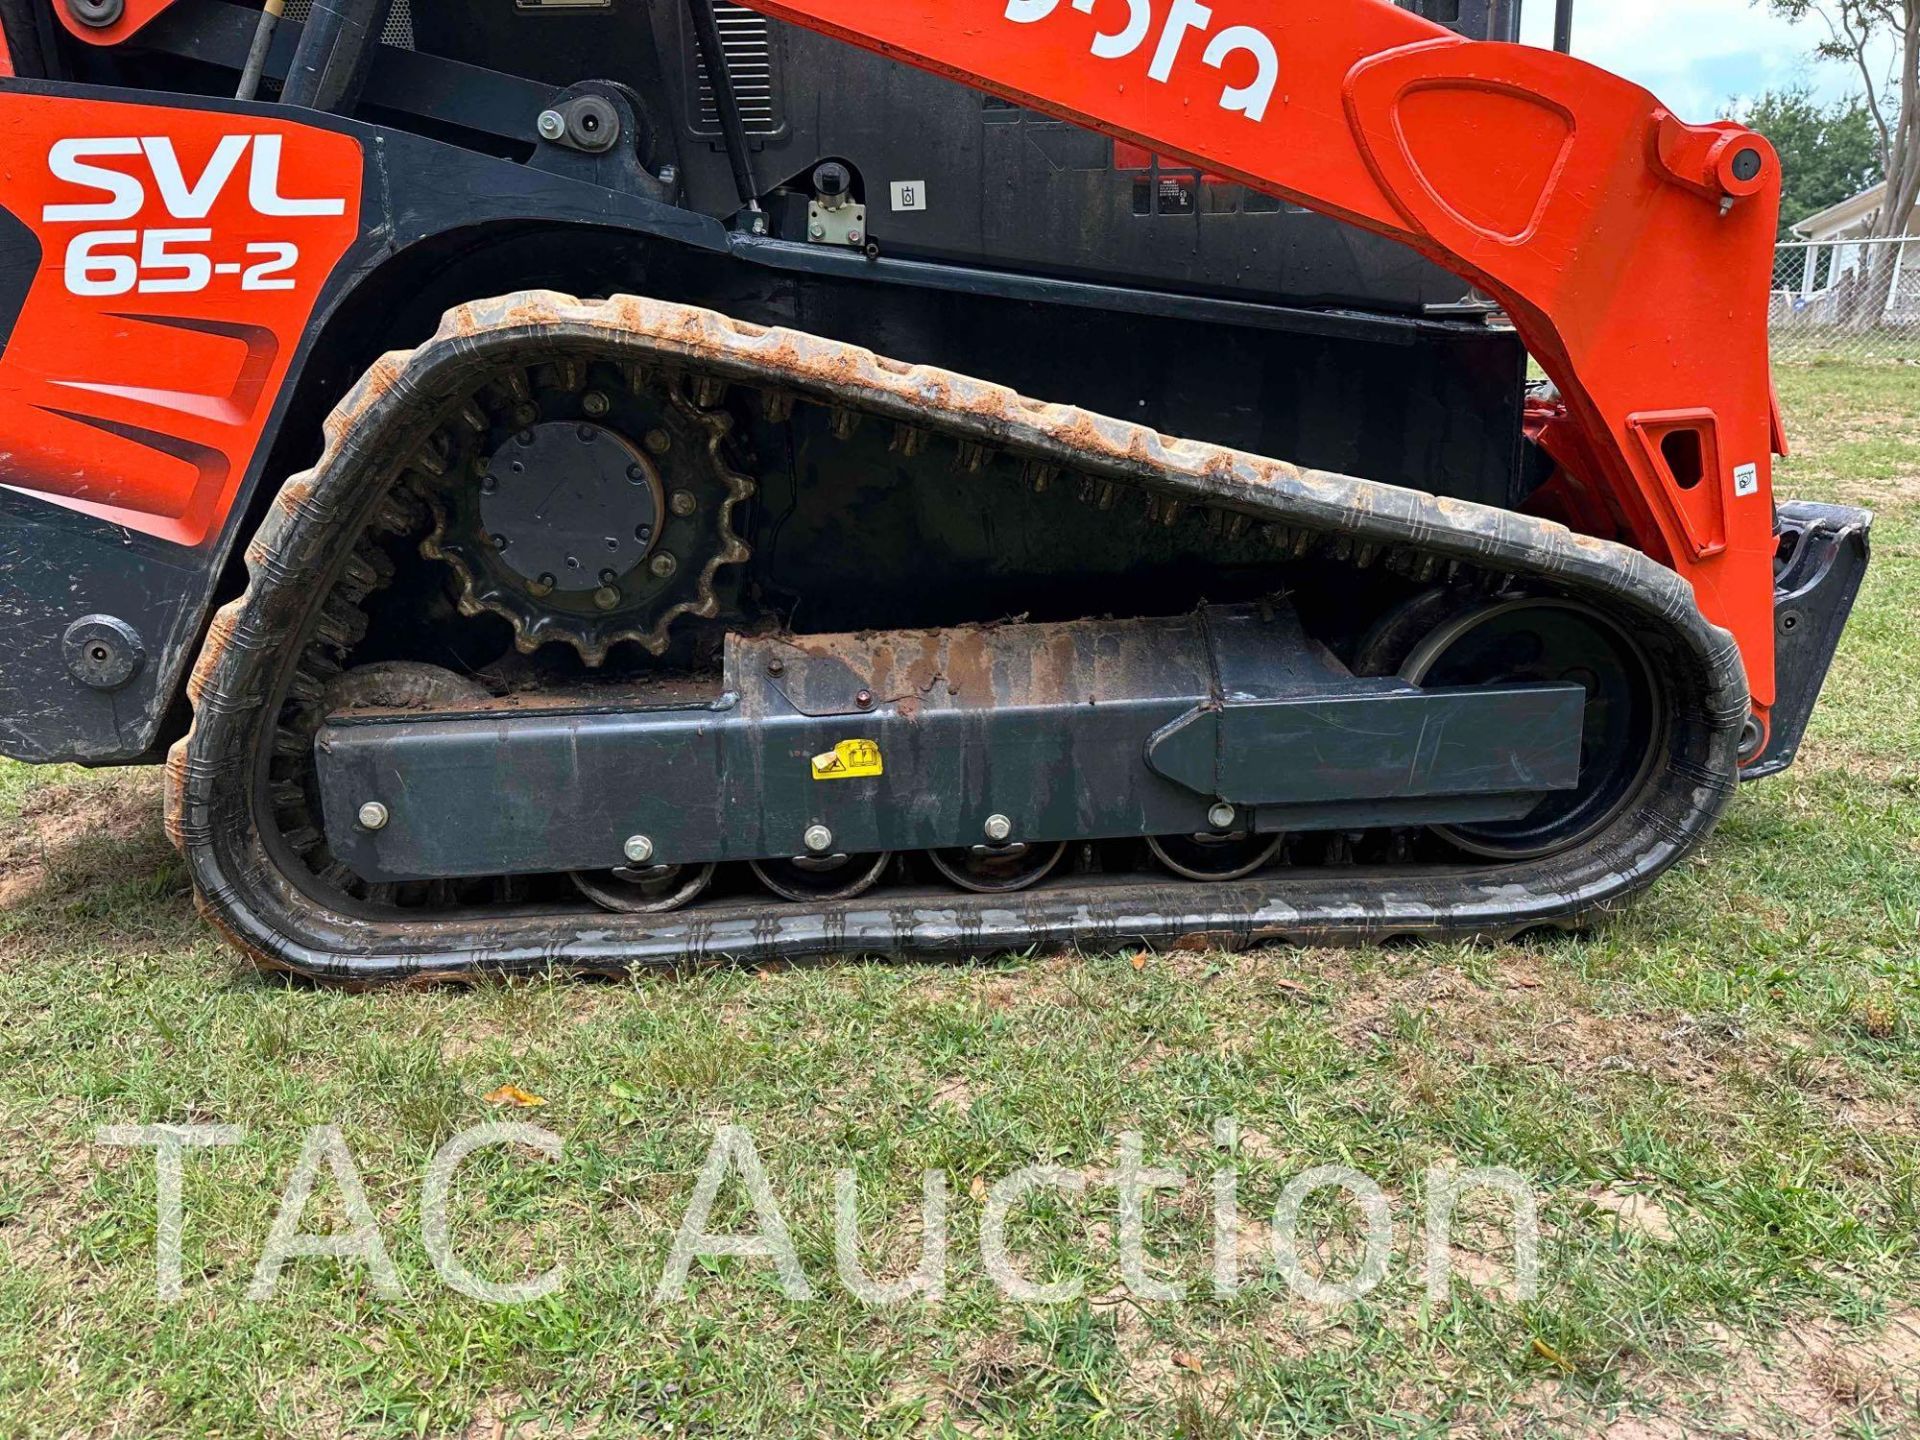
(0, 364, 1916, 1438)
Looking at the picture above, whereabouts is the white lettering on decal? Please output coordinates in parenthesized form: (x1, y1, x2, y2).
(1004, 0, 1280, 122)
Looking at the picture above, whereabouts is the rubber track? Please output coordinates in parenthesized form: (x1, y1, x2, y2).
(165, 291, 1749, 985)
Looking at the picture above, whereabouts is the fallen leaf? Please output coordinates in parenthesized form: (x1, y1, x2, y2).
(1272, 977, 1311, 996)
(1172, 1350, 1204, 1375)
(1530, 1337, 1575, 1374)
(969, 1174, 988, 1202)
(483, 1084, 546, 1108)
(1130, 952, 1149, 971)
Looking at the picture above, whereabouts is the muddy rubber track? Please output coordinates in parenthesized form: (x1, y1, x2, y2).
(165, 291, 1748, 984)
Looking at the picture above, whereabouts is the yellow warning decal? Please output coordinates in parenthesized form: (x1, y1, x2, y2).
(811, 738, 884, 780)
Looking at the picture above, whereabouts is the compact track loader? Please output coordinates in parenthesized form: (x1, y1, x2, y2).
(0, 0, 1872, 981)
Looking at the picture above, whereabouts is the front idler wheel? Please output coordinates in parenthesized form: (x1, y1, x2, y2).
(1395, 597, 1662, 860)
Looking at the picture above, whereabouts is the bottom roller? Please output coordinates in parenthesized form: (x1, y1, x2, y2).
(166, 291, 1750, 984)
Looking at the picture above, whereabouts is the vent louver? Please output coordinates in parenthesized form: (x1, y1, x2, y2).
(689, 3, 782, 138)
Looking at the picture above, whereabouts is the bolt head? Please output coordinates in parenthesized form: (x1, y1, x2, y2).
(983, 813, 1013, 844)
(1207, 802, 1237, 830)
(669, 489, 697, 517)
(803, 824, 834, 855)
(582, 391, 610, 417)
(848, 230, 864, 244)
(593, 585, 621, 611)
(649, 552, 677, 579)
(529, 573, 556, 597)
(855, 689, 874, 709)
(644, 429, 672, 456)
(809, 224, 826, 239)
(480, 476, 498, 495)
(357, 801, 390, 832)
(537, 109, 567, 141)
(623, 834, 654, 864)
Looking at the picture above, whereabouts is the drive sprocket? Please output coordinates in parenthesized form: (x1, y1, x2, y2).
(420, 360, 752, 663)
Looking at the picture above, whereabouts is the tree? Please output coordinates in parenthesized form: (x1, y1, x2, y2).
(1763, 0, 1917, 325)
(1734, 88, 1883, 237)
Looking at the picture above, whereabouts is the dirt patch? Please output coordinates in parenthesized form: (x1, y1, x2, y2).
(1594, 1309, 1920, 1437)
(1584, 1185, 1679, 1244)
(1791, 736, 1919, 787)
(1330, 956, 1759, 1105)
(0, 768, 168, 911)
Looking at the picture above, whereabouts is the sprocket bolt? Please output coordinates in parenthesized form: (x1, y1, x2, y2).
(644, 429, 672, 456)
(649, 552, 677, 578)
(529, 573, 556, 597)
(593, 586, 621, 611)
(669, 490, 697, 517)
(582, 391, 610, 417)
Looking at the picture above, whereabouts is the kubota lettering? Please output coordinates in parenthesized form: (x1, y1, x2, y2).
(1002, 0, 1278, 121)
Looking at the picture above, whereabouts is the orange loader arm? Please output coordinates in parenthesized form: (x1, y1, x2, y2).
(738, 0, 1785, 732)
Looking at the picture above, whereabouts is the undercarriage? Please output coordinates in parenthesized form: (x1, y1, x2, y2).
(165, 292, 1748, 982)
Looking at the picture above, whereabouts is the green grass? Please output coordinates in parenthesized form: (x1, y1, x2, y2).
(1, 366, 1917, 1438)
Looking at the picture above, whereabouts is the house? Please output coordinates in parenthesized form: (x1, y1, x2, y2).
(1777, 181, 1919, 327)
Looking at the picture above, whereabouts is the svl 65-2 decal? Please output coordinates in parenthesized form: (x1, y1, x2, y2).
(0, 96, 361, 546)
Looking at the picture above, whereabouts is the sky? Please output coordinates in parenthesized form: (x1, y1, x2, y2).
(1514, 0, 1885, 121)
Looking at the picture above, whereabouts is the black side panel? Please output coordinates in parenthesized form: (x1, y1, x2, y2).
(406, 1, 1494, 313)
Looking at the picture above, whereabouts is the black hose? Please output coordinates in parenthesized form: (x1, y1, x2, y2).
(281, 0, 388, 111)
(685, 0, 760, 216)
(235, 0, 285, 102)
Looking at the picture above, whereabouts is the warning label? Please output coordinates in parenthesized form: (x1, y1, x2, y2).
(811, 738, 884, 780)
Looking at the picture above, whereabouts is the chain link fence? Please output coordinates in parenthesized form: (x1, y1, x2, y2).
(1771, 236, 1920, 364)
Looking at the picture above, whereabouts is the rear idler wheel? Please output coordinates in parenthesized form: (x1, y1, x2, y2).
(1146, 830, 1283, 881)
(749, 851, 893, 902)
(571, 862, 717, 913)
(926, 840, 1069, 894)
